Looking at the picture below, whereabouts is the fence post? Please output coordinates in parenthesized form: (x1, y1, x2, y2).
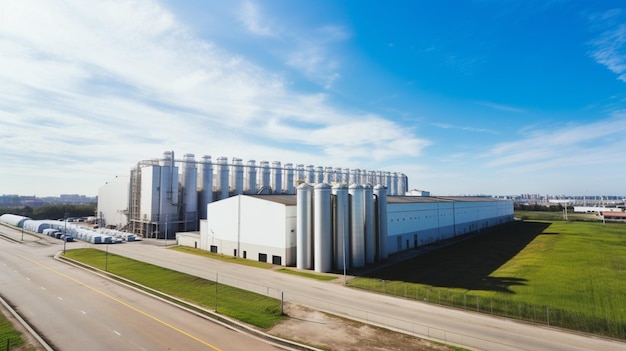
(547, 307, 550, 326)
(281, 291, 284, 315)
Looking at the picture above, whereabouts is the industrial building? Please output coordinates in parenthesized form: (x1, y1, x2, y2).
(98, 151, 513, 273)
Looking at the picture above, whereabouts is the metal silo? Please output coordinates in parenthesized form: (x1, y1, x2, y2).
(324, 167, 334, 184)
(332, 184, 349, 271)
(349, 184, 365, 267)
(283, 163, 295, 195)
(361, 169, 368, 185)
(199, 155, 213, 219)
(314, 183, 332, 273)
(182, 153, 198, 231)
(364, 184, 375, 264)
(342, 168, 350, 184)
(385, 172, 392, 194)
(392, 172, 399, 196)
(259, 161, 270, 193)
(159, 151, 178, 238)
(271, 161, 282, 194)
(231, 158, 244, 195)
(216, 157, 229, 200)
(306, 165, 315, 183)
(350, 169, 360, 184)
(295, 164, 305, 185)
(335, 168, 343, 184)
(245, 160, 257, 194)
(296, 183, 313, 270)
(374, 184, 388, 260)
(315, 166, 324, 184)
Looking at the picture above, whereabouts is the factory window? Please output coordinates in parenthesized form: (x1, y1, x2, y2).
(234, 249, 237, 257)
(272, 255, 282, 265)
(210, 245, 218, 253)
(259, 253, 267, 262)
(243, 251, 247, 259)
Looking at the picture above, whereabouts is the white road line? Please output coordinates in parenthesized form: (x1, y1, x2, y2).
(113, 330, 121, 336)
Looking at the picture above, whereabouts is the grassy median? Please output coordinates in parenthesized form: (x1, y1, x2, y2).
(349, 220, 626, 339)
(63, 248, 284, 329)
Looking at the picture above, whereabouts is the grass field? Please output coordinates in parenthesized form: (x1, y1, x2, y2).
(348, 219, 626, 338)
(63, 248, 284, 329)
(0, 312, 29, 351)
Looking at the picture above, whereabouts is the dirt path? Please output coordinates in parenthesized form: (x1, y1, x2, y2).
(268, 303, 462, 351)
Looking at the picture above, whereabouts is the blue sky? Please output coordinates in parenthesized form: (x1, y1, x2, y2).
(1, 0, 625, 197)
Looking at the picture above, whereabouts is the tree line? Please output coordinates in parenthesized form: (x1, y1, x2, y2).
(0, 204, 97, 220)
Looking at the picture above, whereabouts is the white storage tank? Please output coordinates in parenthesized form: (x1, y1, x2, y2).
(314, 183, 332, 273)
(182, 153, 198, 230)
(259, 161, 271, 193)
(306, 165, 315, 183)
(159, 151, 178, 238)
(296, 183, 313, 270)
(283, 163, 295, 195)
(231, 158, 244, 195)
(385, 172, 392, 194)
(332, 184, 349, 271)
(271, 161, 282, 194)
(315, 166, 324, 184)
(216, 156, 229, 200)
(295, 164, 305, 185)
(245, 160, 257, 194)
(364, 184, 375, 264)
(374, 185, 388, 260)
(323, 167, 334, 184)
(199, 155, 213, 219)
(349, 184, 365, 267)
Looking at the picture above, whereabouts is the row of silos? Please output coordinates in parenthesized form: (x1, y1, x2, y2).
(296, 183, 388, 273)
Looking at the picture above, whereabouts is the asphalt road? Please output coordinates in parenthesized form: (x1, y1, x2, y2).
(0, 226, 283, 351)
(100, 239, 626, 351)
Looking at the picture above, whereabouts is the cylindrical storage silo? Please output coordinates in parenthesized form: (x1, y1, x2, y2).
(349, 184, 365, 267)
(315, 166, 324, 184)
(314, 183, 332, 273)
(306, 165, 315, 183)
(296, 183, 314, 270)
(216, 157, 229, 200)
(283, 163, 295, 195)
(245, 160, 257, 194)
(361, 169, 368, 185)
(399, 173, 407, 195)
(351, 169, 360, 185)
(295, 164, 305, 185)
(374, 185, 388, 260)
(364, 184, 375, 264)
(182, 153, 198, 230)
(159, 151, 179, 238)
(259, 161, 270, 193)
(271, 161, 282, 194)
(342, 168, 350, 184)
(199, 155, 213, 219)
(332, 184, 349, 271)
(369, 170, 377, 186)
(323, 167, 333, 184)
(392, 172, 399, 196)
(335, 168, 343, 184)
(231, 158, 244, 195)
(385, 172, 392, 194)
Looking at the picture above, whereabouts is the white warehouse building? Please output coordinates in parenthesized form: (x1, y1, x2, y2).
(99, 151, 513, 273)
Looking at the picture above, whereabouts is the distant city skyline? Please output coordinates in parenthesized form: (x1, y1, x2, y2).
(1, 1, 625, 197)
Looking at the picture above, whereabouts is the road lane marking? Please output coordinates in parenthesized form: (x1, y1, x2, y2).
(19, 254, 223, 351)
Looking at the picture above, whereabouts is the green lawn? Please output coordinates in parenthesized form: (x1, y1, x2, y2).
(169, 246, 275, 269)
(349, 220, 626, 338)
(0, 312, 30, 351)
(63, 248, 284, 329)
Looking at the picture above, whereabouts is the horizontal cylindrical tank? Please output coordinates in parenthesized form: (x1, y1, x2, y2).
(296, 183, 313, 270)
(314, 183, 332, 273)
(0, 214, 31, 228)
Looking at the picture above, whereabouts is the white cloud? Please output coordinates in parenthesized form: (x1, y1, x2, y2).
(238, 1, 275, 36)
(0, 0, 427, 195)
(589, 10, 626, 82)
